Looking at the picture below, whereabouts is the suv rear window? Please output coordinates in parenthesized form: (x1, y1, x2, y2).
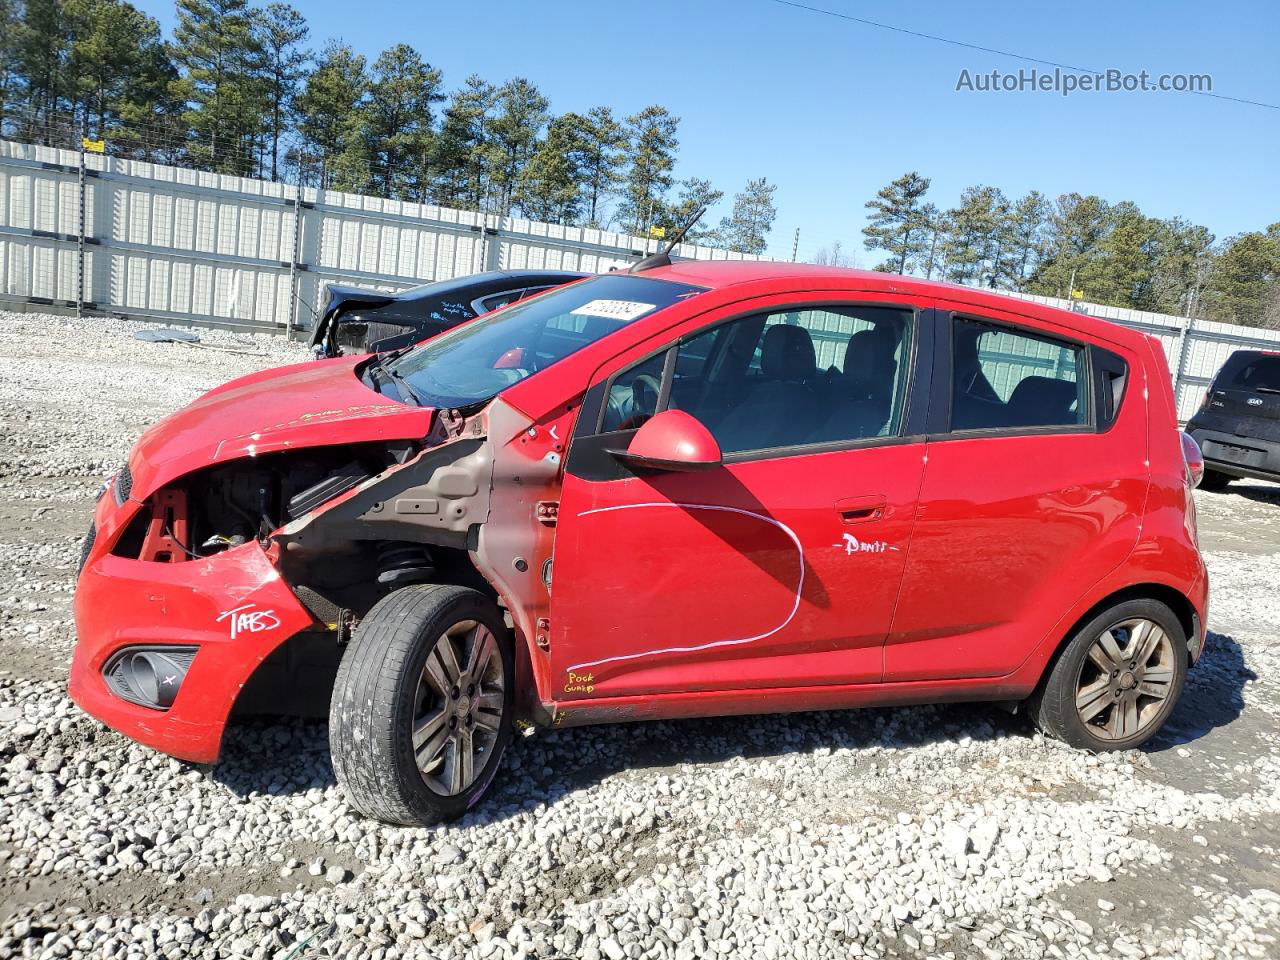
(1225, 354, 1280, 393)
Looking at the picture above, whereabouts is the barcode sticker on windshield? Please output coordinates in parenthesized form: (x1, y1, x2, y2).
(570, 299, 656, 322)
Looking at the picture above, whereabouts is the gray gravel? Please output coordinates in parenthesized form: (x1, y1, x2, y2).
(1, 310, 1279, 960)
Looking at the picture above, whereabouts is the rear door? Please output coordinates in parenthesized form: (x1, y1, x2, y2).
(884, 304, 1147, 681)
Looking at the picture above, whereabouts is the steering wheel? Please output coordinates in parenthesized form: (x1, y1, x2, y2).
(632, 374, 663, 415)
(614, 374, 665, 432)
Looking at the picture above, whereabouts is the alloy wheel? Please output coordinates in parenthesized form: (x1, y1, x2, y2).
(411, 619, 505, 794)
(1074, 617, 1176, 742)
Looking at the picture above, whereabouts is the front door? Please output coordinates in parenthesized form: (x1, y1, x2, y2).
(548, 295, 930, 701)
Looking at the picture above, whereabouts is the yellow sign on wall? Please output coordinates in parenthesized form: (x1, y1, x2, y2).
(82, 138, 105, 154)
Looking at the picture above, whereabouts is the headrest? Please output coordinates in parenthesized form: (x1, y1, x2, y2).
(760, 324, 816, 381)
(843, 328, 897, 384)
(1007, 376, 1078, 423)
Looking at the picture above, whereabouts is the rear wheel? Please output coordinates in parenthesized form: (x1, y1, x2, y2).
(1199, 469, 1233, 491)
(1031, 598, 1187, 752)
(329, 584, 513, 825)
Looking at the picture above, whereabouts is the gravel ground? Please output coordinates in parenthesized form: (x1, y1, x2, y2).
(1, 310, 1278, 960)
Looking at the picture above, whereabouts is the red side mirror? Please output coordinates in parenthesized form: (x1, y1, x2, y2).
(610, 410, 722, 472)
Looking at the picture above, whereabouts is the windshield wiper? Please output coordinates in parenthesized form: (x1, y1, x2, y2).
(1254, 386, 1280, 395)
(365, 356, 422, 406)
(381, 361, 423, 406)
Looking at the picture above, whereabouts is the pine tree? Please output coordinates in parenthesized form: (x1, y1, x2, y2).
(718, 177, 776, 255)
(514, 113, 587, 224)
(1205, 224, 1280, 327)
(483, 77, 548, 215)
(578, 105, 626, 228)
(914, 203, 946, 279)
(653, 177, 723, 243)
(253, 2, 308, 182)
(1027, 193, 1112, 299)
(65, 0, 171, 136)
(997, 191, 1048, 290)
(1, 0, 27, 133)
(1086, 202, 1161, 307)
(862, 171, 930, 274)
(1148, 218, 1215, 317)
(171, 0, 266, 175)
(430, 75, 494, 210)
(295, 41, 366, 188)
(619, 105, 679, 236)
(15, 0, 76, 142)
(941, 185, 1007, 286)
(349, 43, 442, 200)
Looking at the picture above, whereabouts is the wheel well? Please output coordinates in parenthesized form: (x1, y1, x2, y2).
(236, 542, 501, 721)
(1040, 582, 1199, 685)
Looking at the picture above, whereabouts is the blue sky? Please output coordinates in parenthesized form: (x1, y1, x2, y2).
(136, 0, 1279, 261)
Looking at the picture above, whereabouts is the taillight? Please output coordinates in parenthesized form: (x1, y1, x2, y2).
(1180, 431, 1204, 488)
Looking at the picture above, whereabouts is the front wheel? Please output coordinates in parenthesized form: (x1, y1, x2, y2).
(1031, 598, 1188, 752)
(329, 584, 514, 825)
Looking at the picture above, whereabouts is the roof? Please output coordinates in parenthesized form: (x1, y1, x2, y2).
(645, 260, 1147, 347)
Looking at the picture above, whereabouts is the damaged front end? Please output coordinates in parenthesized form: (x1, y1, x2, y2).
(71, 393, 560, 762)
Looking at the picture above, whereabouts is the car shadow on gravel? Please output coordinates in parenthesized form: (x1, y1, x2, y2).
(209, 701, 1021, 820)
(1145, 631, 1255, 751)
(207, 633, 1254, 823)
(1228, 482, 1280, 507)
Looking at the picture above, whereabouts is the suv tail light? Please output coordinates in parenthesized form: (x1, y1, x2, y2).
(1180, 431, 1204, 488)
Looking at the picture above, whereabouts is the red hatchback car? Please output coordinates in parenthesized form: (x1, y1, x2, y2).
(71, 262, 1208, 824)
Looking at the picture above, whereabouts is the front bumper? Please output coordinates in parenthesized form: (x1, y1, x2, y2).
(1189, 427, 1280, 483)
(70, 506, 315, 764)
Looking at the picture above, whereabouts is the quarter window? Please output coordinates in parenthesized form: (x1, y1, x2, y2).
(951, 317, 1087, 430)
(599, 305, 913, 454)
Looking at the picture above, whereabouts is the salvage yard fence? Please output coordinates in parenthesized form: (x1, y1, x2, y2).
(0, 138, 763, 339)
(2, 138, 1278, 421)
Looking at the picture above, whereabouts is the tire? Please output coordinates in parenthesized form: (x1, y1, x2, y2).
(1030, 598, 1188, 752)
(329, 584, 514, 825)
(1199, 469, 1232, 491)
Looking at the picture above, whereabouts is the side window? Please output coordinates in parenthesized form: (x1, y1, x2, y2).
(600, 351, 667, 432)
(597, 305, 914, 456)
(951, 317, 1088, 431)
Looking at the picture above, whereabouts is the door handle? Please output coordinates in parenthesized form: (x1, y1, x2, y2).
(836, 495, 887, 524)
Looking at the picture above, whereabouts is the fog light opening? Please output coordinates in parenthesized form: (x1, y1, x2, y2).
(103, 647, 197, 710)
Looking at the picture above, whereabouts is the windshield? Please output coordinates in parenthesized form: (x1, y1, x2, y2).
(387, 274, 705, 408)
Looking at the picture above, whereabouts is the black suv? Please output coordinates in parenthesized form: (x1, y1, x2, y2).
(1187, 349, 1280, 489)
(310, 269, 588, 358)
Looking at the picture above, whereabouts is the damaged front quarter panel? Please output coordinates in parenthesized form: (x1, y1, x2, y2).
(269, 397, 567, 723)
(273, 411, 495, 554)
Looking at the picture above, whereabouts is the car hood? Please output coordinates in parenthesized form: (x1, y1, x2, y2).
(124, 355, 434, 501)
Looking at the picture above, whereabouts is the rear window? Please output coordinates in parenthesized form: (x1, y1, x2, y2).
(1225, 354, 1280, 393)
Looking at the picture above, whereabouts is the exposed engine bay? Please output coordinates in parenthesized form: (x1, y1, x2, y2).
(113, 442, 410, 560)
(110, 430, 501, 627)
